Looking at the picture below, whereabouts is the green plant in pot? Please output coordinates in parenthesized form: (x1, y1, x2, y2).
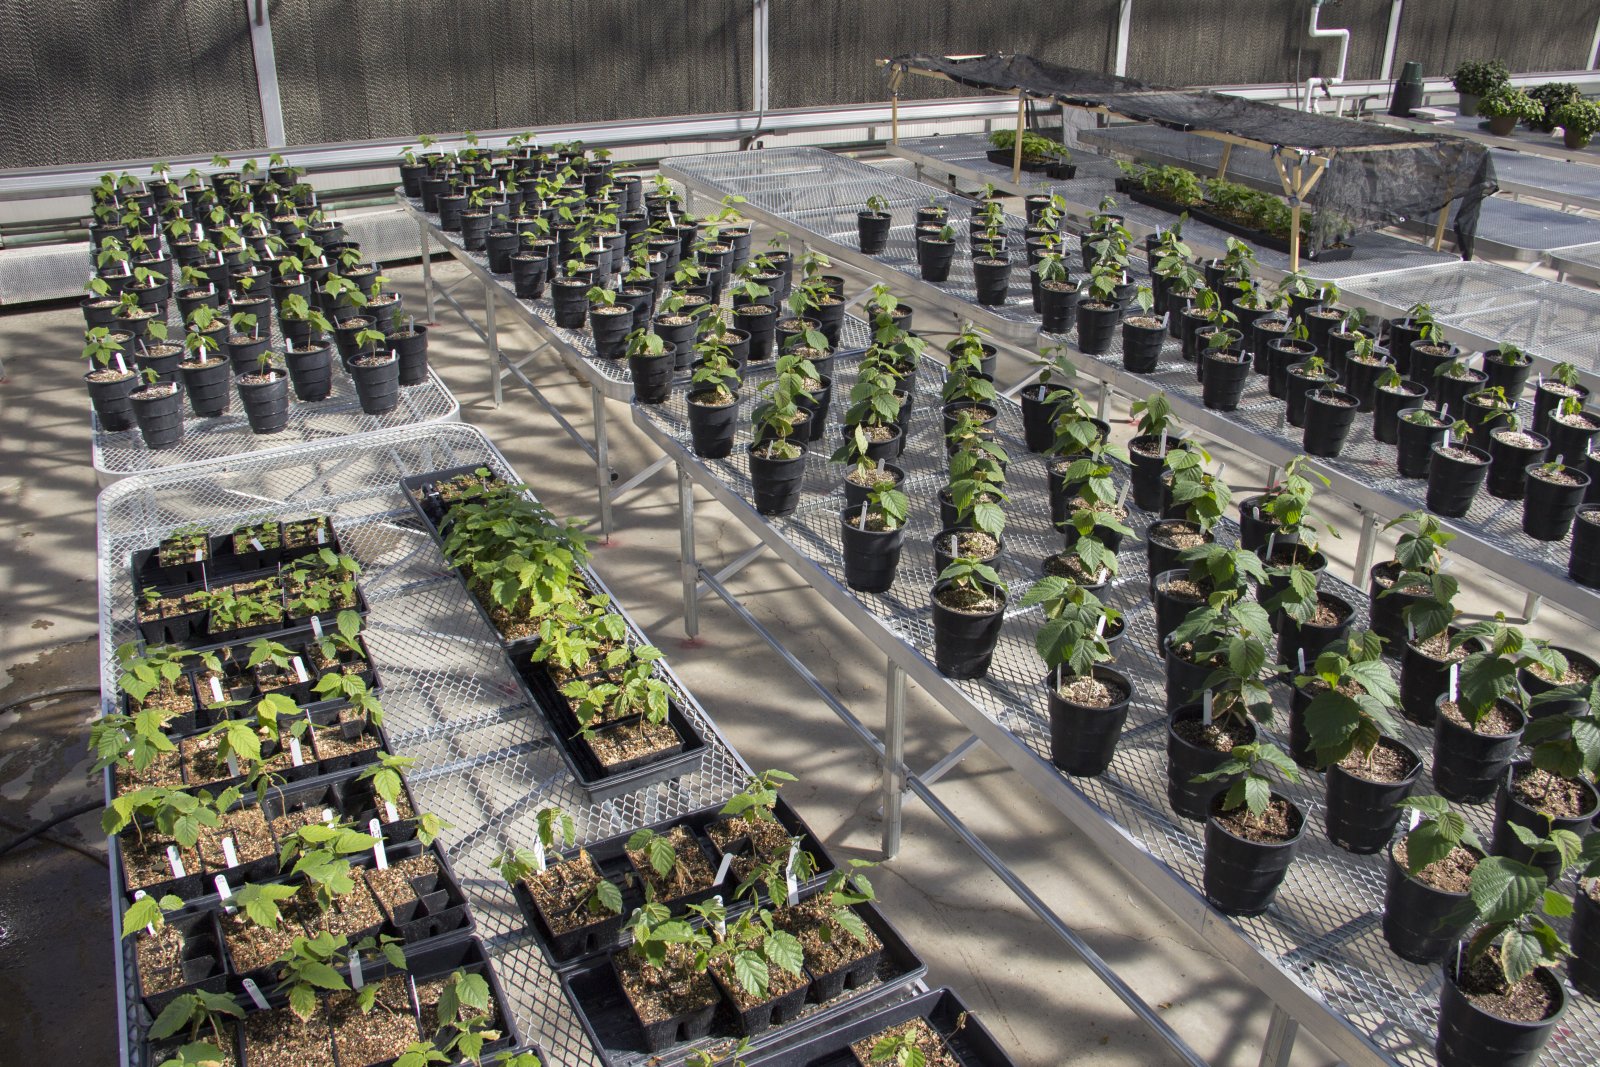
(1510, 669, 1600, 877)
(1294, 631, 1418, 852)
(839, 478, 909, 594)
(930, 555, 1007, 681)
(1451, 59, 1510, 115)
(747, 352, 814, 516)
(1553, 98, 1600, 149)
(1022, 577, 1129, 776)
(1382, 795, 1487, 963)
(1478, 86, 1544, 136)
(1193, 741, 1304, 916)
(1434, 828, 1578, 1066)
(685, 335, 741, 459)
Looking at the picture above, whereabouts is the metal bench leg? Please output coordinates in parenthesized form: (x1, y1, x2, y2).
(419, 219, 436, 322)
(882, 660, 907, 860)
(1258, 1005, 1299, 1067)
(484, 282, 500, 408)
(678, 464, 699, 639)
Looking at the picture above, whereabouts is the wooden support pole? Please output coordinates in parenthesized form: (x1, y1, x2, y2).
(1433, 204, 1451, 250)
(1013, 91, 1026, 183)
(1288, 156, 1305, 273)
(1216, 143, 1234, 180)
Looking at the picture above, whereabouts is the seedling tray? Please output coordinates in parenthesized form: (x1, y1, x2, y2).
(510, 797, 838, 966)
(557, 893, 926, 1067)
(510, 655, 708, 803)
(734, 987, 1017, 1067)
(407, 935, 528, 1059)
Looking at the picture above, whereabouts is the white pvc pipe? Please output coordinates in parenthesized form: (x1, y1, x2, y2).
(1305, 0, 1351, 114)
(1380, 0, 1404, 82)
(1589, 14, 1600, 69)
(1114, 0, 1133, 78)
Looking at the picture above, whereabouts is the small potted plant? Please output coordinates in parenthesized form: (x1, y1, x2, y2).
(347, 326, 400, 415)
(1478, 85, 1543, 137)
(1503, 686, 1600, 879)
(625, 328, 674, 405)
(83, 326, 140, 431)
(1432, 616, 1541, 804)
(930, 555, 1007, 680)
(916, 221, 957, 282)
(1022, 577, 1130, 777)
(177, 324, 232, 419)
(129, 367, 185, 450)
(1523, 459, 1592, 541)
(1121, 286, 1166, 372)
(1382, 795, 1484, 964)
(1075, 263, 1122, 356)
(747, 356, 813, 516)
(1196, 742, 1304, 916)
(685, 334, 741, 459)
(1451, 59, 1510, 116)
(1426, 420, 1492, 517)
(839, 480, 909, 594)
(857, 194, 892, 254)
(971, 221, 1011, 307)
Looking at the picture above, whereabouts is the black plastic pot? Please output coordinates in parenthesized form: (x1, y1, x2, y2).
(1120, 314, 1166, 371)
(588, 306, 633, 359)
(917, 238, 955, 282)
(1017, 384, 1058, 453)
(1382, 844, 1478, 964)
(1325, 740, 1422, 854)
(1409, 339, 1459, 400)
(1518, 647, 1600, 719)
(686, 391, 739, 459)
(1399, 633, 1463, 724)
(1432, 698, 1524, 804)
(512, 253, 548, 299)
(1486, 428, 1548, 500)
(1277, 592, 1354, 672)
(1426, 443, 1491, 517)
(1492, 764, 1600, 880)
(1438, 368, 1489, 421)
(237, 369, 290, 434)
(349, 353, 400, 415)
(840, 508, 906, 594)
(1301, 387, 1360, 457)
(971, 256, 1011, 306)
(932, 527, 1004, 581)
(1285, 365, 1335, 428)
(179, 359, 232, 418)
(1522, 464, 1590, 541)
(1545, 409, 1600, 466)
(1396, 408, 1448, 478)
(1250, 316, 1290, 372)
(1046, 666, 1132, 777)
(1340, 351, 1393, 412)
(1235, 494, 1290, 553)
(748, 443, 807, 516)
(857, 211, 892, 254)
(629, 347, 676, 405)
(733, 304, 778, 363)
(1166, 703, 1259, 821)
(392, 327, 430, 386)
(1435, 953, 1566, 1067)
(1367, 562, 1426, 649)
(1533, 381, 1589, 436)
(551, 279, 589, 328)
(130, 382, 184, 449)
(1482, 349, 1535, 400)
(86, 369, 139, 432)
(1200, 349, 1251, 411)
(1373, 380, 1428, 446)
(1076, 301, 1119, 356)
(1203, 794, 1304, 917)
(284, 343, 333, 402)
(843, 464, 905, 511)
(931, 580, 1007, 680)
(1146, 523, 1210, 590)
(1162, 633, 1215, 711)
(1574, 506, 1600, 587)
(1266, 338, 1316, 400)
(1129, 435, 1182, 511)
(1572, 883, 1600, 998)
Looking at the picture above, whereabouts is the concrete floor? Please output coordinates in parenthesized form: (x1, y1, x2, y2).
(0, 211, 1590, 1065)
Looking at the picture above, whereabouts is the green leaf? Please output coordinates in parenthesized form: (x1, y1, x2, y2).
(592, 878, 624, 915)
(1242, 775, 1270, 817)
(765, 928, 805, 975)
(732, 949, 769, 998)
(288, 982, 318, 1022)
(1469, 856, 1545, 925)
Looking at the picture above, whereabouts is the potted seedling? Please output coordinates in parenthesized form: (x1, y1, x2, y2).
(1430, 615, 1539, 804)
(685, 336, 741, 458)
(1122, 286, 1166, 372)
(1199, 325, 1252, 412)
(1017, 346, 1078, 453)
(613, 901, 718, 1051)
(347, 326, 400, 415)
(930, 555, 1007, 680)
(1543, 394, 1600, 467)
(1033, 248, 1079, 333)
(1075, 262, 1122, 355)
(858, 194, 892, 254)
(839, 476, 909, 595)
(1451, 59, 1510, 116)
(1501, 678, 1600, 878)
(235, 349, 292, 435)
(1380, 794, 1486, 963)
(1148, 448, 1227, 583)
(1478, 85, 1544, 136)
(625, 329, 674, 405)
(1435, 835, 1574, 1067)
(129, 367, 186, 450)
(1022, 577, 1129, 776)
(702, 899, 810, 1037)
(177, 324, 231, 419)
(747, 356, 814, 516)
(916, 221, 957, 282)
(279, 295, 336, 402)
(1195, 741, 1304, 916)
(84, 326, 140, 431)
(496, 806, 624, 960)
(1426, 419, 1492, 517)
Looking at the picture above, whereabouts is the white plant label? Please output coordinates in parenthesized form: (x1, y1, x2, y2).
(1443, 428, 1452, 448)
(292, 656, 308, 682)
(1408, 807, 1423, 831)
(322, 807, 336, 823)
(166, 844, 186, 878)
(249, 537, 264, 552)
(194, 547, 204, 562)
(1158, 429, 1168, 455)
(1116, 481, 1131, 508)
(1447, 663, 1459, 703)
(349, 951, 364, 990)
(1266, 532, 1277, 559)
(1202, 689, 1214, 727)
(1406, 617, 1416, 641)
(114, 353, 129, 374)
(384, 801, 400, 823)
(784, 841, 801, 906)
(309, 615, 323, 639)
(1297, 648, 1307, 673)
(242, 979, 270, 1011)
(533, 836, 547, 873)
(369, 819, 388, 869)
(1215, 462, 1226, 481)
(713, 851, 734, 887)
(711, 895, 726, 937)
(225, 754, 239, 778)
(214, 875, 234, 902)
(133, 890, 156, 935)
(316, 524, 328, 544)
(288, 737, 304, 766)
(221, 837, 239, 868)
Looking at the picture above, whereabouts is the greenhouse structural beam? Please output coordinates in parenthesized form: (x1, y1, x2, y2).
(243, 0, 287, 149)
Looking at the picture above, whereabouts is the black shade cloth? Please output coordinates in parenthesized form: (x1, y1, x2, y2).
(887, 53, 1498, 258)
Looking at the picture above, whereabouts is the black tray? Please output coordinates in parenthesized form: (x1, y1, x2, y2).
(735, 987, 1017, 1067)
(510, 655, 707, 804)
(559, 893, 927, 1067)
(510, 797, 838, 966)
(407, 935, 530, 1060)
(1117, 182, 1355, 262)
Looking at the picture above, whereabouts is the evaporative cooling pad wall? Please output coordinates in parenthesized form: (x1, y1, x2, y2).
(0, 0, 263, 169)
(267, 0, 751, 145)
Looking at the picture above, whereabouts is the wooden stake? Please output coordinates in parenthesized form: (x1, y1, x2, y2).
(1013, 92, 1027, 184)
(1216, 143, 1234, 180)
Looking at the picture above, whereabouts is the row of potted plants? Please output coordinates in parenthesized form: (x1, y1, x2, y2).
(83, 161, 431, 451)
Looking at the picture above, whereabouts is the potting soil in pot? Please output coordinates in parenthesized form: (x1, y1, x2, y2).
(851, 1018, 962, 1067)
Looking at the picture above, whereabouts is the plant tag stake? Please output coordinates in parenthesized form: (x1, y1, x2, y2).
(194, 547, 204, 562)
(1447, 663, 1459, 703)
(1202, 689, 1214, 727)
(133, 890, 157, 935)
(166, 844, 186, 878)
(249, 537, 264, 552)
(323, 807, 336, 823)
(289, 737, 304, 766)
(384, 801, 400, 823)
(1095, 614, 1107, 636)
(1408, 807, 1423, 831)
(215, 875, 234, 904)
(1406, 617, 1415, 641)
(225, 754, 239, 778)
(1158, 429, 1168, 455)
(349, 951, 364, 991)
(242, 979, 270, 1011)
(1266, 532, 1277, 559)
(114, 353, 129, 375)
(292, 656, 309, 683)
(1443, 427, 1452, 448)
(532, 835, 547, 873)
(309, 615, 323, 639)
(784, 841, 800, 906)
(1297, 648, 1306, 674)
(221, 837, 239, 868)
(711, 895, 726, 937)
(368, 819, 388, 870)
(316, 524, 328, 544)
(713, 851, 734, 886)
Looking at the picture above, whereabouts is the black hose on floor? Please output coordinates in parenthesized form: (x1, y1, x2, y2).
(0, 686, 106, 861)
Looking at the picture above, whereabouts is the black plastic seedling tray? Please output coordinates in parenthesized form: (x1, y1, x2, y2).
(734, 987, 1017, 1067)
